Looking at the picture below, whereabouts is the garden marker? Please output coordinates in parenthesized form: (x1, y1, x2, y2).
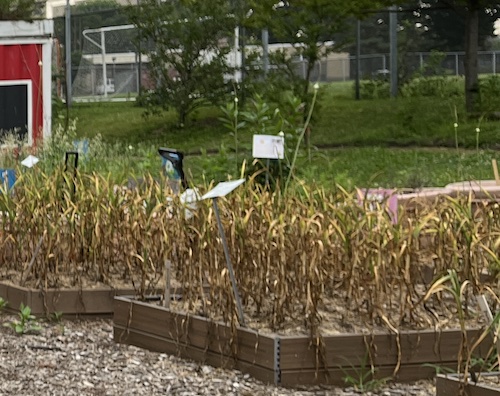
(202, 179, 246, 327)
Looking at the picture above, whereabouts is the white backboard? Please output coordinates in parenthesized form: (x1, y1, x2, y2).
(252, 134, 284, 159)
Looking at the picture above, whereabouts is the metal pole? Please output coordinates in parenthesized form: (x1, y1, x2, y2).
(355, 19, 361, 100)
(262, 28, 269, 77)
(265, 158, 270, 187)
(240, 26, 246, 85)
(65, 0, 72, 107)
(212, 198, 246, 326)
(164, 259, 171, 309)
(101, 30, 107, 98)
(389, 5, 398, 98)
(137, 0, 142, 95)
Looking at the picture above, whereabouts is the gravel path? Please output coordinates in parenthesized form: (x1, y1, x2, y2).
(0, 315, 436, 395)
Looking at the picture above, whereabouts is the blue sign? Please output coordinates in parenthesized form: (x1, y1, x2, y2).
(0, 169, 16, 191)
(73, 139, 89, 155)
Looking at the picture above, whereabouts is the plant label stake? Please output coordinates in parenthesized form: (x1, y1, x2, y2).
(164, 259, 171, 309)
(202, 179, 246, 327)
(252, 134, 284, 188)
(65, 151, 79, 196)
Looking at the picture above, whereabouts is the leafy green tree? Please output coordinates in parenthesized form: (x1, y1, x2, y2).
(130, 0, 236, 125)
(402, 0, 500, 113)
(327, 0, 498, 113)
(408, 2, 496, 51)
(0, 0, 43, 20)
(248, 1, 395, 102)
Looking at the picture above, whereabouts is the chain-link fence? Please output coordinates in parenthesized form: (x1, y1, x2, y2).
(53, 12, 500, 102)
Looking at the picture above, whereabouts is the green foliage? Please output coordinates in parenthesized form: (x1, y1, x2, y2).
(130, 0, 236, 125)
(0, 297, 7, 311)
(242, 50, 303, 105)
(247, 0, 391, 103)
(65, 80, 500, 188)
(342, 354, 390, 392)
(479, 75, 500, 112)
(0, 0, 42, 20)
(218, 91, 305, 189)
(358, 79, 390, 99)
(197, 145, 232, 183)
(49, 311, 63, 323)
(401, 76, 463, 99)
(422, 363, 456, 375)
(4, 303, 41, 335)
(415, 51, 448, 77)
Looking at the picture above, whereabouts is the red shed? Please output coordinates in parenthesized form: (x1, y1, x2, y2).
(0, 20, 53, 145)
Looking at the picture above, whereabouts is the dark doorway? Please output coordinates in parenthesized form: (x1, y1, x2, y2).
(0, 84, 28, 141)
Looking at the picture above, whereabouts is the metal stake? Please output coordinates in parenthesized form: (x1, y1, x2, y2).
(164, 259, 171, 309)
(212, 198, 246, 326)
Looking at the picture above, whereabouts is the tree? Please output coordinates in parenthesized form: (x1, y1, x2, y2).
(407, 2, 496, 51)
(247, 1, 395, 103)
(130, 0, 236, 125)
(0, 0, 43, 20)
(335, 1, 498, 113)
(406, 0, 499, 113)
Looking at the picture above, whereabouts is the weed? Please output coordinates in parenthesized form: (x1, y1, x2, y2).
(50, 311, 63, 323)
(0, 297, 7, 312)
(4, 303, 42, 335)
(49, 311, 65, 335)
(341, 354, 390, 392)
(422, 362, 456, 376)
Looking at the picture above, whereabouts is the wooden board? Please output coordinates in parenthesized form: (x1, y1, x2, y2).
(114, 297, 276, 369)
(436, 373, 500, 396)
(113, 296, 495, 388)
(0, 281, 136, 316)
(113, 297, 277, 383)
(113, 325, 276, 384)
(279, 329, 489, 370)
(279, 362, 459, 386)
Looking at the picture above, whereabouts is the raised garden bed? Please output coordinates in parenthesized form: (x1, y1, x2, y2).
(436, 373, 500, 396)
(113, 296, 493, 387)
(0, 281, 137, 316)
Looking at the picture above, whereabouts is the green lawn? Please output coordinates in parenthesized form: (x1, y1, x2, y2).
(65, 81, 500, 189)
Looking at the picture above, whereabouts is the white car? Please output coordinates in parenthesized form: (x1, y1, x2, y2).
(96, 78, 115, 95)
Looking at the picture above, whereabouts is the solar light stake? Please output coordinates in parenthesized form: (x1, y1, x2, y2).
(212, 197, 246, 327)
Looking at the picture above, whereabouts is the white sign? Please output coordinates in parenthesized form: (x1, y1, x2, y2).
(21, 155, 39, 168)
(252, 134, 284, 159)
(201, 179, 245, 200)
